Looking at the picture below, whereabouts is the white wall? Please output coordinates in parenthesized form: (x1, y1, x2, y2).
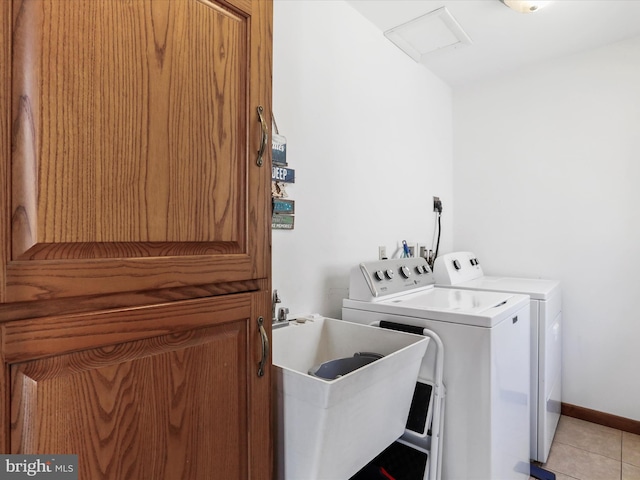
(453, 37, 640, 420)
(272, 0, 453, 318)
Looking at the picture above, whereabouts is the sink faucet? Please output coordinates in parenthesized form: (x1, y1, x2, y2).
(272, 289, 281, 321)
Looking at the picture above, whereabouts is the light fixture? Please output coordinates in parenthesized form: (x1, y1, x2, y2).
(500, 0, 551, 13)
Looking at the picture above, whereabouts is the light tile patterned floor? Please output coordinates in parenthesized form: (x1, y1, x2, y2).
(529, 415, 640, 480)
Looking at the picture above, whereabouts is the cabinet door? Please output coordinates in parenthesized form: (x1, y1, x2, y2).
(2, 0, 272, 304)
(4, 292, 271, 479)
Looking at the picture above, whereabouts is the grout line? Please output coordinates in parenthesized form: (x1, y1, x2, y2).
(547, 467, 581, 480)
(620, 431, 624, 480)
(555, 468, 583, 480)
(553, 438, 623, 462)
(622, 462, 640, 477)
(621, 432, 640, 469)
(550, 417, 630, 480)
(548, 439, 624, 479)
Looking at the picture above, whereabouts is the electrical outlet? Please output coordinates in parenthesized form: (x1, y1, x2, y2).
(378, 246, 387, 260)
(433, 196, 443, 213)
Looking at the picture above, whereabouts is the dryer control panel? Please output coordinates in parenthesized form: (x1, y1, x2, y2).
(433, 251, 483, 285)
(349, 258, 435, 301)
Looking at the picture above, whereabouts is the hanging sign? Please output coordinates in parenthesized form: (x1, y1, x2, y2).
(272, 165, 295, 183)
(272, 214, 294, 230)
(272, 132, 287, 166)
(273, 199, 295, 214)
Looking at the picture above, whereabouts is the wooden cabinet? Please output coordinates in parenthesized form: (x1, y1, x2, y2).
(0, 0, 273, 478)
(8, 293, 270, 479)
(3, 0, 271, 305)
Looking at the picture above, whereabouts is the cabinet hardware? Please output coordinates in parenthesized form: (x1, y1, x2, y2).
(257, 316, 269, 377)
(256, 105, 268, 166)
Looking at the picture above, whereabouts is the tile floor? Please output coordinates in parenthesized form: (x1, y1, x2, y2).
(529, 415, 640, 480)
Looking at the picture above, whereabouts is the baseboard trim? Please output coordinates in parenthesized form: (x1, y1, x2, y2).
(562, 402, 640, 435)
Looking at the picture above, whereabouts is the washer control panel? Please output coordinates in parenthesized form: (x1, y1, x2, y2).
(349, 257, 435, 300)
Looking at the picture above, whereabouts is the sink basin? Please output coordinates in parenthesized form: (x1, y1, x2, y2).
(272, 316, 429, 480)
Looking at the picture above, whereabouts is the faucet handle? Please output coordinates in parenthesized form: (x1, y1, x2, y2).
(272, 290, 282, 322)
(278, 307, 290, 322)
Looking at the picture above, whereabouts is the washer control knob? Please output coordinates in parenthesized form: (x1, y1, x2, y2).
(416, 265, 424, 274)
(453, 259, 461, 270)
(374, 270, 385, 281)
(400, 266, 411, 278)
(385, 269, 395, 279)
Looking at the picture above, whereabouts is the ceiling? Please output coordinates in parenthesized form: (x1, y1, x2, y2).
(346, 0, 640, 87)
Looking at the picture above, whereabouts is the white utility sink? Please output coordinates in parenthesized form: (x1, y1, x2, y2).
(272, 316, 428, 480)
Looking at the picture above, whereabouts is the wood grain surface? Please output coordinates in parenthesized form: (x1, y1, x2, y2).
(3, 0, 271, 303)
(2, 293, 252, 363)
(13, 0, 244, 247)
(0, 1, 273, 477)
(11, 321, 249, 479)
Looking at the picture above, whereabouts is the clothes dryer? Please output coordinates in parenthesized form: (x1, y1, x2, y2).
(433, 251, 561, 463)
(343, 257, 531, 480)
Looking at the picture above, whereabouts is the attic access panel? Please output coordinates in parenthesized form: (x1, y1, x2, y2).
(384, 7, 472, 62)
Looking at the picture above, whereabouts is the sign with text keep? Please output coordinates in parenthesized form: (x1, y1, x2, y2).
(271, 166, 295, 183)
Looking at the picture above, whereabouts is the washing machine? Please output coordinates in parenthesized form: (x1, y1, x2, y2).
(433, 251, 561, 464)
(342, 257, 531, 480)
